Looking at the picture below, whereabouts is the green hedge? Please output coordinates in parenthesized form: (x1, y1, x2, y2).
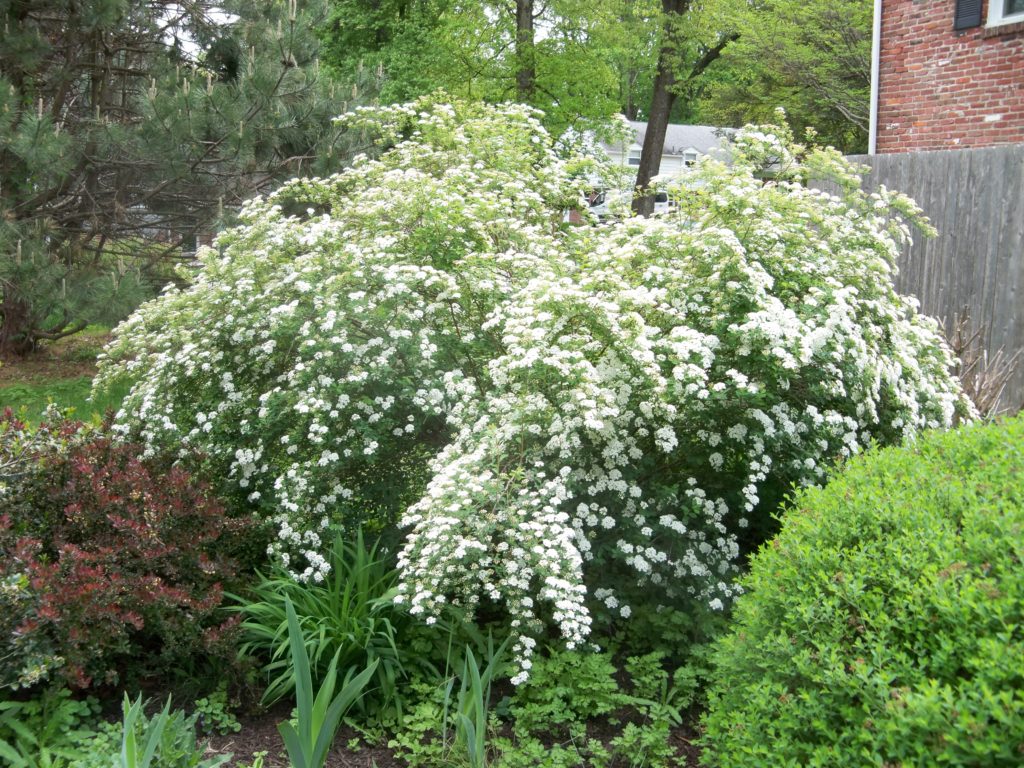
(702, 416, 1024, 767)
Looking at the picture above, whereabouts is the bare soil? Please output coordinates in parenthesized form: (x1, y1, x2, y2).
(203, 707, 404, 767)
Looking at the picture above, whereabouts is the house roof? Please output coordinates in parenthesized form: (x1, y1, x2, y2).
(612, 120, 731, 156)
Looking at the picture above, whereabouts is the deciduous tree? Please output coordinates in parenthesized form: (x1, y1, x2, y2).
(632, 0, 736, 215)
(698, 0, 872, 153)
(320, 0, 634, 134)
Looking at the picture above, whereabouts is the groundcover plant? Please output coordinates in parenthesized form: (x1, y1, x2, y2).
(95, 96, 972, 677)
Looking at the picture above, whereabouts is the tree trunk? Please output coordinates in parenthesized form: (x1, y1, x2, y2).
(633, 0, 688, 217)
(0, 291, 36, 358)
(515, 0, 536, 101)
(624, 68, 639, 121)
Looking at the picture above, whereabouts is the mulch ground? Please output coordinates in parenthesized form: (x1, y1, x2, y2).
(202, 705, 702, 767)
(204, 707, 403, 767)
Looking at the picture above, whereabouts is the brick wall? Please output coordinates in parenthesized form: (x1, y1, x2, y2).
(877, 0, 1024, 152)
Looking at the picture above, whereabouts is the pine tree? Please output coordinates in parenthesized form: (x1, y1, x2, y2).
(0, 0, 372, 356)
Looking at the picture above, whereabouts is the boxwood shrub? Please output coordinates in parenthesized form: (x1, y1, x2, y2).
(701, 415, 1024, 767)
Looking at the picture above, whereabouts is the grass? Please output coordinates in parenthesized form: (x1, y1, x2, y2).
(0, 326, 128, 423)
(0, 377, 129, 423)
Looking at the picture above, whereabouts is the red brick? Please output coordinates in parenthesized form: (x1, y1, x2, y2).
(878, 0, 1024, 152)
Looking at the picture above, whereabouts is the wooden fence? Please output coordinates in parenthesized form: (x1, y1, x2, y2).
(845, 146, 1024, 413)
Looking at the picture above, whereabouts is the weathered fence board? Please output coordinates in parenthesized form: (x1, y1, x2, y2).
(846, 146, 1024, 412)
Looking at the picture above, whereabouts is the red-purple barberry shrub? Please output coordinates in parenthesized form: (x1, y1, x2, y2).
(0, 410, 249, 690)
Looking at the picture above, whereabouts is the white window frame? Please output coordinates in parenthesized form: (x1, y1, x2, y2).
(627, 148, 642, 167)
(988, 0, 1024, 27)
(682, 149, 699, 168)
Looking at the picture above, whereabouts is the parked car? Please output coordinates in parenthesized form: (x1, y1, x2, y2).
(587, 189, 673, 221)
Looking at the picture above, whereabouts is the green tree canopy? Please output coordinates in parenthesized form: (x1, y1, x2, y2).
(696, 0, 872, 152)
(320, 0, 657, 134)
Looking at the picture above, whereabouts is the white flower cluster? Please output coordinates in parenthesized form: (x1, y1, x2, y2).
(96, 98, 973, 676)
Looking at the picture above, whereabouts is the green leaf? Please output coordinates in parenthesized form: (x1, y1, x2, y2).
(277, 722, 308, 768)
(285, 598, 315, 750)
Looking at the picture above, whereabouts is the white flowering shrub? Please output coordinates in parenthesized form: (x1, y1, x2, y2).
(96, 97, 972, 676)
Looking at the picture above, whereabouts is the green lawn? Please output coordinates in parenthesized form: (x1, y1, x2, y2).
(0, 326, 127, 423)
(0, 376, 129, 423)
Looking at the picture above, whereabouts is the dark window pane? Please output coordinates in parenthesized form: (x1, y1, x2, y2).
(1006, 0, 1024, 14)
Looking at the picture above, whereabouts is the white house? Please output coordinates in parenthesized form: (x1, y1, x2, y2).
(601, 121, 731, 177)
(573, 120, 731, 220)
